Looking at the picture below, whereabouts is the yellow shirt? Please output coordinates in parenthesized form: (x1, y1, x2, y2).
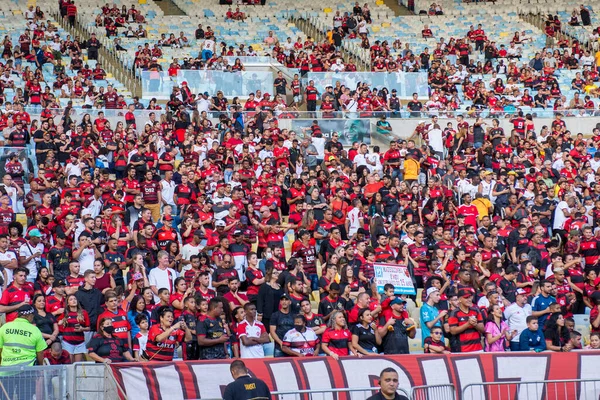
(472, 197, 492, 220)
(404, 159, 420, 180)
(595, 50, 600, 66)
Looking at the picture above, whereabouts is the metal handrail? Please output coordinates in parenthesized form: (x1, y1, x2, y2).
(462, 378, 600, 400)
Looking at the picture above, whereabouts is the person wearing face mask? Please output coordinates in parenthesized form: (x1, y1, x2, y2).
(281, 315, 320, 357)
(87, 317, 136, 363)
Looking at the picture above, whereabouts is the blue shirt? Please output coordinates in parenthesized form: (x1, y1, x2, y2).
(420, 302, 441, 346)
(531, 294, 556, 326)
(518, 328, 546, 351)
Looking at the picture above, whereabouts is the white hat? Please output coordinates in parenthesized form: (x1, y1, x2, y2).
(426, 287, 439, 298)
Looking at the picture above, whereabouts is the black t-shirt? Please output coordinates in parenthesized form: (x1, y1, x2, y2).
(274, 77, 287, 95)
(197, 316, 227, 359)
(87, 335, 129, 362)
(378, 315, 410, 354)
(33, 311, 56, 336)
(318, 296, 347, 318)
(351, 323, 378, 353)
(223, 375, 271, 400)
(270, 310, 295, 350)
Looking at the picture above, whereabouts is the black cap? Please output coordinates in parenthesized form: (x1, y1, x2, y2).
(280, 293, 291, 300)
(53, 279, 67, 288)
(17, 304, 35, 316)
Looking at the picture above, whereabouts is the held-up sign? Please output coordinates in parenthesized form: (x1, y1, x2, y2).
(374, 263, 416, 295)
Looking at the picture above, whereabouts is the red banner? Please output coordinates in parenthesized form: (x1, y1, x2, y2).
(109, 352, 600, 400)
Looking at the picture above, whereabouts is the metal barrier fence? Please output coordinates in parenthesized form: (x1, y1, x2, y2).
(72, 362, 128, 400)
(411, 384, 457, 400)
(0, 364, 67, 400)
(271, 387, 410, 400)
(462, 379, 600, 400)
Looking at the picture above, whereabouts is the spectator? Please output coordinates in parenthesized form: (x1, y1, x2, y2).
(197, 298, 229, 360)
(281, 314, 320, 357)
(144, 306, 192, 361)
(420, 287, 447, 346)
(484, 304, 516, 352)
(87, 317, 136, 363)
(236, 302, 269, 358)
(322, 310, 355, 359)
(377, 297, 416, 354)
(504, 288, 533, 351)
(448, 289, 485, 353)
(518, 315, 547, 352)
(544, 313, 572, 352)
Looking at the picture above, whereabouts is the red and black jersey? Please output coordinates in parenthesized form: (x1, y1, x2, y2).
(579, 239, 600, 268)
(66, 274, 85, 290)
(103, 92, 118, 108)
(374, 246, 394, 262)
(408, 243, 429, 275)
(58, 310, 90, 344)
(97, 308, 131, 341)
(174, 184, 194, 205)
(140, 180, 160, 204)
(291, 242, 317, 275)
(153, 227, 178, 250)
(448, 307, 483, 352)
(144, 324, 184, 362)
(0, 283, 34, 322)
(305, 86, 318, 101)
(321, 328, 351, 356)
(45, 295, 65, 314)
(245, 267, 264, 297)
(0, 206, 14, 233)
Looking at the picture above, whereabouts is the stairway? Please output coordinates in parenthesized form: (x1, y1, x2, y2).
(153, 0, 186, 16)
(382, 0, 413, 16)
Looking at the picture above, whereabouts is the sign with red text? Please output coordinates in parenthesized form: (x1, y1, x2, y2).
(109, 352, 600, 400)
(374, 263, 416, 295)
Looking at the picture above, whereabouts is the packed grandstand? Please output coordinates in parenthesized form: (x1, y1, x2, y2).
(1, 0, 600, 398)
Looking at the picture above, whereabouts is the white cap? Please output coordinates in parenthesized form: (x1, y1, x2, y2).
(426, 287, 439, 298)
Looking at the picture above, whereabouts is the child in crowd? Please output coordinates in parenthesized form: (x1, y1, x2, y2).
(519, 316, 546, 352)
(133, 314, 149, 360)
(423, 326, 450, 354)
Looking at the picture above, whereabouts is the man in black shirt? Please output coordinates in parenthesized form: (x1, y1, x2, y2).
(223, 360, 271, 400)
(195, 24, 205, 39)
(406, 93, 422, 118)
(318, 283, 347, 322)
(366, 368, 409, 400)
(197, 298, 229, 360)
(274, 71, 287, 96)
(269, 293, 295, 358)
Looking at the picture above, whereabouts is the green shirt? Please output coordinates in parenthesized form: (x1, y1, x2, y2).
(0, 317, 47, 367)
(420, 302, 441, 346)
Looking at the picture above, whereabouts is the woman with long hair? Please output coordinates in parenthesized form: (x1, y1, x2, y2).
(93, 258, 116, 293)
(484, 304, 515, 352)
(34, 266, 52, 296)
(256, 267, 283, 329)
(321, 310, 358, 359)
(33, 294, 59, 346)
(169, 277, 193, 319)
(128, 294, 152, 337)
(351, 308, 381, 355)
(59, 294, 90, 362)
(545, 313, 572, 352)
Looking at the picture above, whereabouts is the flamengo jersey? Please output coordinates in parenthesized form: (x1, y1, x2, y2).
(236, 319, 266, 358)
(144, 324, 184, 362)
(282, 328, 319, 356)
(97, 308, 131, 342)
(0, 283, 34, 322)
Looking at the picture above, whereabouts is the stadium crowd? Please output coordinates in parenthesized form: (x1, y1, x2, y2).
(2, 1, 600, 369)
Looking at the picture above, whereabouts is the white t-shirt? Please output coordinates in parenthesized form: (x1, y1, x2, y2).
(281, 327, 319, 356)
(180, 243, 202, 272)
(160, 179, 176, 206)
(77, 247, 96, 271)
(312, 137, 326, 159)
(504, 303, 533, 343)
(428, 128, 444, 153)
(148, 267, 178, 302)
(0, 250, 17, 288)
(236, 319, 266, 358)
(346, 208, 363, 236)
(553, 201, 569, 230)
(19, 241, 44, 282)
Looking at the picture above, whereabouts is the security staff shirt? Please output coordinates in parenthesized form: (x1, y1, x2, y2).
(0, 317, 47, 367)
(223, 375, 271, 400)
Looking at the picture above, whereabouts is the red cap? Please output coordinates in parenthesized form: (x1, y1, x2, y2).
(70, 151, 78, 157)
(594, 277, 600, 287)
(182, 81, 188, 85)
(163, 215, 173, 221)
